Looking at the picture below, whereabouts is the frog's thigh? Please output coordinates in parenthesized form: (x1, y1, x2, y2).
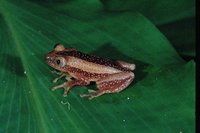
(81, 72, 134, 99)
(96, 71, 134, 93)
(67, 80, 89, 88)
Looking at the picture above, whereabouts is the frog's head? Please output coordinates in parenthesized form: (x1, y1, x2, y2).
(46, 43, 71, 72)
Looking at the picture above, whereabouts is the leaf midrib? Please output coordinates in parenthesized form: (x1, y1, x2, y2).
(0, 1, 50, 132)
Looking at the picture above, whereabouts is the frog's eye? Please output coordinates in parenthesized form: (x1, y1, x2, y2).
(55, 57, 66, 67)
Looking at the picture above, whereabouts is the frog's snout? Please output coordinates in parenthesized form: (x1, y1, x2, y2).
(45, 55, 49, 61)
(46, 56, 50, 60)
(45, 55, 51, 64)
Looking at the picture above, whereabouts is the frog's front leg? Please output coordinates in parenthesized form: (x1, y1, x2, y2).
(51, 70, 63, 75)
(52, 73, 66, 83)
(52, 73, 72, 83)
(52, 80, 89, 97)
(80, 72, 134, 100)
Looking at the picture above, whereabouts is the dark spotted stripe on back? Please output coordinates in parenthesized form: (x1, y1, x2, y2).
(57, 50, 129, 71)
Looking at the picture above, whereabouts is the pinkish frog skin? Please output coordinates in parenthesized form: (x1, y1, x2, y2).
(46, 44, 135, 100)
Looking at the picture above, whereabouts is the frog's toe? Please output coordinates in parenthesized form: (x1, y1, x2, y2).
(88, 89, 97, 93)
(62, 87, 70, 97)
(88, 96, 95, 100)
(52, 79, 58, 83)
(80, 93, 100, 100)
(63, 91, 68, 97)
(51, 82, 66, 92)
(63, 93, 68, 97)
(80, 94, 90, 98)
(81, 90, 107, 100)
(51, 87, 57, 91)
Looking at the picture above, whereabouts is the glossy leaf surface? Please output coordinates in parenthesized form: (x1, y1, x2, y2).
(0, 0, 195, 133)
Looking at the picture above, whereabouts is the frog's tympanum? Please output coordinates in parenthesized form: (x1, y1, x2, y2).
(46, 44, 135, 100)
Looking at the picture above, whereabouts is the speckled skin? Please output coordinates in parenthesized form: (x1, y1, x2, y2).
(46, 44, 135, 100)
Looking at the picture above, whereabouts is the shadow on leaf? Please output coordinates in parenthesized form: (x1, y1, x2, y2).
(85, 42, 149, 97)
(0, 54, 26, 77)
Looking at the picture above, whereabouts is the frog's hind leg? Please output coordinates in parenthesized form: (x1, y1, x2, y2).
(80, 72, 134, 100)
(52, 80, 89, 97)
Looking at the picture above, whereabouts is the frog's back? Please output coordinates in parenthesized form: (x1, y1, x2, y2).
(57, 50, 129, 71)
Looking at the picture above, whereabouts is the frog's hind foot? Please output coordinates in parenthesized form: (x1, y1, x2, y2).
(80, 90, 107, 100)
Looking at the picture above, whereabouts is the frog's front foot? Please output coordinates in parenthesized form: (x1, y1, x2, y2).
(63, 87, 70, 97)
(51, 82, 66, 91)
(52, 80, 90, 97)
(52, 82, 70, 96)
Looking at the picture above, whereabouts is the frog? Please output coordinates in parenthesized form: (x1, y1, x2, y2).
(46, 44, 135, 100)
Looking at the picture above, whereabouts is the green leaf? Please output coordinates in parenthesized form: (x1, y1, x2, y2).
(100, 0, 195, 25)
(100, 0, 196, 58)
(0, 0, 195, 133)
(35, 0, 195, 58)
